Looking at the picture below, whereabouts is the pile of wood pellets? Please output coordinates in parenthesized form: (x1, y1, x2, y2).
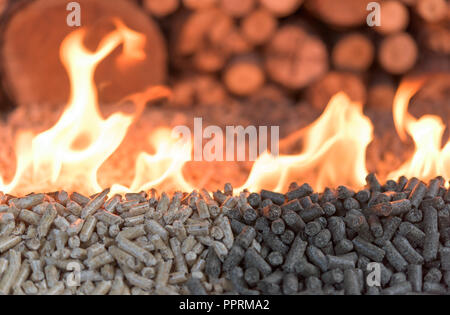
(0, 174, 449, 295)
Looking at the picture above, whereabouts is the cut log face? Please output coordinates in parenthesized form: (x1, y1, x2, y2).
(193, 48, 226, 72)
(208, 11, 234, 47)
(241, 8, 278, 46)
(195, 75, 227, 105)
(419, 22, 450, 55)
(223, 56, 265, 96)
(305, 0, 372, 28)
(182, 0, 217, 10)
(378, 32, 418, 75)
(220, 0, 256, 18)
(2, 0, 167, 107)
(176, 8, 220, 55)
(332, 33, 375, 72)
(416, 0, 448, 23)
(264, 25, 328, 90)
(172, 79, 196, 107)
(375, 1, 410, 35)
(222, 29, 253, 55)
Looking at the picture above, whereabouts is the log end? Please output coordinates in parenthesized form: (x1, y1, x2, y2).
(224, 58, 265, 96)
(2, 0, 167, 107)
(265, 25, 329, 90)
(375, 1, 410, 35)
(332, 33, 375, 72)
(378, 33, 418, 75)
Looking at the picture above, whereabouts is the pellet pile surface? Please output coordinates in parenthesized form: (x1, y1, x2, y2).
(0, 175, 449, 295)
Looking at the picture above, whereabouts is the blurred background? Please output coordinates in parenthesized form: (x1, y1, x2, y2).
(0, 0, 448, 189)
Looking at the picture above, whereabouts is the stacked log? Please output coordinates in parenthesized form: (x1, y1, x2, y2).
(306, 72, 367, 111)
(0, 0, 448, 111)
(143, 0, 180, 18)
(331, 33, 375, 72)
(264, 25, 328, 90)
(1, 0, 167, 107)
(260, 0, 304, 17)
(304, 0, 373, 28)
(166, 0, 448, 109)
(241, 8, 278, 46)
(0, 0, 7, 16)
(375, 0, 410, 35)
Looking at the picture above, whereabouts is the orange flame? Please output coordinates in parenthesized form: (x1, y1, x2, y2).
(1, 22, 447, 197)
(121, 92, 373, 195)
(111, 128, 194, 195)
(0, 21, 169, 195)
(237, 93, 373, 192)
(389, 78, 450, 183)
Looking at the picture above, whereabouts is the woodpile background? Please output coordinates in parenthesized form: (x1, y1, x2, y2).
(0, 0, 448, 112)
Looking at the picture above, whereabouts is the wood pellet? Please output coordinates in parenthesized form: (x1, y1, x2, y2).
(0, 176, 449, 294)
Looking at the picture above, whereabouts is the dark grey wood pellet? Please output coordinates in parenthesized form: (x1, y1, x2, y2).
(281, 199, 302, 212)
(186, 277, 207, 295)
(271, 218, 285, 235)
(305, 221, 322, 236)
(285, 183, 313, 201)
(282, 273, 298, 295)
(313, 229, 331, 248)
(409, 182, 427, 208)
(334, 239, 354, 255)
(244, 267, 260, 287)
(306, 245, 328, 272)
(260, 190, 285, 205)
(244, 248, 272, 276)
(267, 251, 283, 267)
(407, 264, 422, 292)
(223, 245, 245, 274)
(280, 229, 295, 245)
(283, 235, 307, 273)
(2, 175, 449, 295)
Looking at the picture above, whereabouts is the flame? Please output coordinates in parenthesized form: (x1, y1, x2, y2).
(389, 78, 450, 183)
(110, 128, 193, 195)
(237, 93, 373, 192)
(0, 21, 447, 197)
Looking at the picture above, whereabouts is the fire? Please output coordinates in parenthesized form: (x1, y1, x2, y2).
(238, 93, 373, 192)
(389, 78, 450, 184)
(0, 22, 448, 197)
(110, 128, 194, 195)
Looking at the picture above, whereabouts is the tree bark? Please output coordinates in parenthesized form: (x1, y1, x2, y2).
(143, 0, 180, 17)
(260, 0, 304, 17)
(220, 0, 255, 18)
